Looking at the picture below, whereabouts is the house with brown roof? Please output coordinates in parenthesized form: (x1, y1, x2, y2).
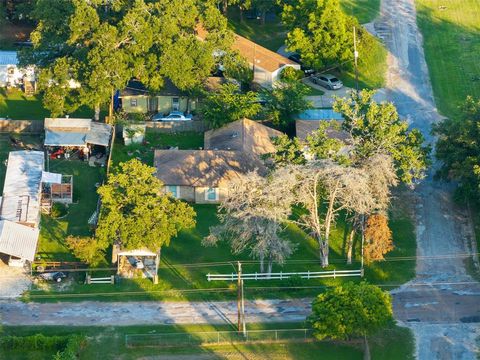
(154, 119, 282, 204)
(196, 27, 301, 88)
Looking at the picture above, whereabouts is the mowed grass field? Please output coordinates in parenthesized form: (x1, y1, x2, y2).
(341, 0, 381, 24)
(416, 0, 480, 118)
(1, 323, 414, 360)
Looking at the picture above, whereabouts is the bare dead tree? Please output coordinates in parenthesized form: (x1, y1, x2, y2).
(203, 171, 296, 273)
(278, 161, 375, 267)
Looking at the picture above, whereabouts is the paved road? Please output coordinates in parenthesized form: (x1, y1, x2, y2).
(0, 298, 311, 326)
(379, 0, 480, 358)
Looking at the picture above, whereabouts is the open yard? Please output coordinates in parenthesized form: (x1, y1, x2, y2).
(0, 323, 414, 360)
(25, 130, 416, 303)
(36, 160, 105, 262)
(0, 88, 103, 120)
(415, 0, 480, 118)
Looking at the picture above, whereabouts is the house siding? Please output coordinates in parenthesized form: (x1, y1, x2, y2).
(194, 187, 227, 204)
(253, 66, 272, 88)
(121, 96, 149, 113)
(163, 185, 195, 202)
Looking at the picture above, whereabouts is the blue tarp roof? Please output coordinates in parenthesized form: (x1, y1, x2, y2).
(0, 51, 19, 66)
(297, 109, 344, 121)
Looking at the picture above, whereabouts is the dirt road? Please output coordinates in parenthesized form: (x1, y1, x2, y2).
(379, 0, 480, 358)
(0, 298, 311, 326)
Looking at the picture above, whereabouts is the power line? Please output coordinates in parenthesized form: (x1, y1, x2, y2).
(22, 280, 480, 300)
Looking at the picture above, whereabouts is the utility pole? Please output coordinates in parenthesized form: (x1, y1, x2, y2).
(237, 261, 242, 334)
(241, 276, 246, 336)
(353, 26, 359, 94)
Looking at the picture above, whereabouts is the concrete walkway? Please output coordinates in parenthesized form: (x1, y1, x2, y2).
(0, 298, 311, 326)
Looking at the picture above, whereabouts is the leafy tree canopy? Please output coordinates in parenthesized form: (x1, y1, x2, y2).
(282, 0, 354, 70)
(201, 83, 261, 128)
(96, 159, 196, 252)
(434, 97, 480, 202)
(23, 0, 231, 116)
(334, 90, 429, 184)
(261, 78, 311, 131)
(309, 282, 393, 340)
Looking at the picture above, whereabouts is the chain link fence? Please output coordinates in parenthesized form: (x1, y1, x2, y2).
(125, 328, 314, 348)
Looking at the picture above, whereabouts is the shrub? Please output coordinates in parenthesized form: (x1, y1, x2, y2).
(50, 203, 68, 218)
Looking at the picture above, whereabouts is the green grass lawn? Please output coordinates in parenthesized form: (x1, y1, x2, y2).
(1, 323, 413, 360)
(340, 35, 387, 89)
(0, 88, 104, 120)
(26, 190, 415, 302)
(416, 0, 480, 118)
(36, 161, 105, 262)
(111, 129, 204, 167)
(341, 0, 381, 24)
(227, 8, 287, 52)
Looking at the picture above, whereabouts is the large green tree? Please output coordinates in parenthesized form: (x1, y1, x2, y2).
(261, 77, 311, 131)
(201, 83, 261, 128)
(309, 282, 393, 357)
(24, 0, 231, 117)
(434, 97, 480, 202)
(281, 0, 354, 70)
(334, 90, 429, 185)
(96, 159, 196, 253)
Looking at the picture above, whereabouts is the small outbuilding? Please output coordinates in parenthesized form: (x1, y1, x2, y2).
(44, 118, 113, 161)
(115, 248, 159, 284)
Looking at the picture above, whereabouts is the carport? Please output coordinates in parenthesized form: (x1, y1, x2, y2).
(44, 118, 112, 161)
(116, 249, 159, 284)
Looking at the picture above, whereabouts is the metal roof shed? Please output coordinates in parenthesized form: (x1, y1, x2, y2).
(43, 118, 112, 147)
(86, 122, 113, 147)
(0, 220, 40, 261)
(0, 151, 44, 226)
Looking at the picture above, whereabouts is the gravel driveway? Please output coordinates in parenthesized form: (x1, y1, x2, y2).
(379, 0, 480, 358)
(0, 261, 31, 299)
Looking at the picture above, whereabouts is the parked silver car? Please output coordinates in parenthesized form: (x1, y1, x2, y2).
(152, 111, 193, 122)
(310, 74, 343, 90)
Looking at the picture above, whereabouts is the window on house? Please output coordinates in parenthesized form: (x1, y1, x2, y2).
(167, 185, 180, 198)
(205, 187, 218, 201)
(172, 97, 180, 111)
(130, 98, 138, 107)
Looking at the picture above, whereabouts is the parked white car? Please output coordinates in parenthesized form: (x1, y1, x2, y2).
(310, 73, 343, 90)
(152, 111, 193, 122)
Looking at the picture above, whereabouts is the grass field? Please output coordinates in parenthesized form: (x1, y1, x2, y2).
(341, 0, 381, 24)
(36, 160, 105, 262)
(415, 0, 480, 118)
(1, 323, 414, 360)
(0, 88, 103, 120)
(111, 130, 204, 167)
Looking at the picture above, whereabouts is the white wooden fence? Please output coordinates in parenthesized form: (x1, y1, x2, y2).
(86, 275, 115, 284)
(207, 269, 363, 282)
